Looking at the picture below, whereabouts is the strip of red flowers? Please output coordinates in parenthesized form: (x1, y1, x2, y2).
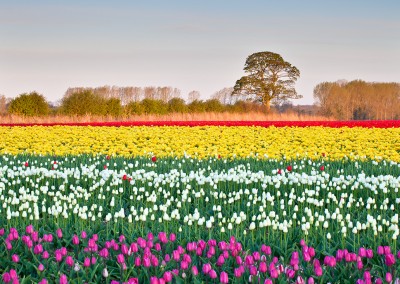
(1, 120, 400, 128)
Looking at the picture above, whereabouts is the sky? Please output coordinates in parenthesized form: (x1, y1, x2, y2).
(1, 0, 399, 105)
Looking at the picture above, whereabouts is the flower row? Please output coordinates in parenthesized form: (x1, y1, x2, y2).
(2, 120, 400, 128)
(1, 155, 399, 254)
(1, 126, 400, 160)
(1, 226, 400, 283)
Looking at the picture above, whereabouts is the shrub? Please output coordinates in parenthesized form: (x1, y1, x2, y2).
(61, 90, 107, 116)
(168, 98, 188, 113)
(8, 92, 50, 116)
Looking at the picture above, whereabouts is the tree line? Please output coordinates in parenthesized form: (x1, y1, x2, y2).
(0, 87, 272, 117)
(314, 80, 400, 120)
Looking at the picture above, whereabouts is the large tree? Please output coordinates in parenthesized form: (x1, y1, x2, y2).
(232, 51, 301, 110)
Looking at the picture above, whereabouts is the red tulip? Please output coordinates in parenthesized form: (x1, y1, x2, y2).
(287, 165, 292, 172)
(152, 156, 157, 162)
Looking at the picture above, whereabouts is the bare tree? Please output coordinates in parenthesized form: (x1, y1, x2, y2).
(187, 90, 200, 103)
(212, 87, 234, 104)
(0, 94, 7, 115)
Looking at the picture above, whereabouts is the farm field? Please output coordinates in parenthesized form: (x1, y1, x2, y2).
(1, 122, 400, 283)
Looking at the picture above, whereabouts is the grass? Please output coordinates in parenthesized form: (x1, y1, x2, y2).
(0, 111, 332, 124)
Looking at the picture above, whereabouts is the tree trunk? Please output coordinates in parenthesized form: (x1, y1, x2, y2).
(263, 100, 271, 112)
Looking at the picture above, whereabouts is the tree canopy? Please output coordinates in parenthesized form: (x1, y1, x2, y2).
(232, 51, 301, 110)
(8, 92, 50, 116)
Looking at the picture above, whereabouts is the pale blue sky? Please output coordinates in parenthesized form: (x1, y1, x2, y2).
(1, 0, 399, 104)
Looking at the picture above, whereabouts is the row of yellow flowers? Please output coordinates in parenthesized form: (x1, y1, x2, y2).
(1, 126, 399, 161)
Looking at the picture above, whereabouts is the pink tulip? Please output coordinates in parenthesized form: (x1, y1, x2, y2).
(56, 229, 63, 239)
(378, 246, 385, 255)
(286, 269, 295, 279)
(55, 251, 63, 262)
(307, 277, 315, 284)
(155, 243, 161, 251)
(385, 253, 396, 266)
(296, 276, 305, 284)
(117, 254, 125, 264)
(249, 265, 257, 276)
(0, 228, 4, 236)
(11, 254, 19, 263)
(99, 248, 109, 258)
(2, 273, 11, 283)
(26, 225, 34, 235)
(355, 260, 362, 270)
(130, 242, 138, 253)
(264, 280, 273, 284)
(134, 256, 141, 266)
(81, 231, 87, 239)
(42, 251, 49, 259)
(59, 274, 67, 284)
(202, 263, 212, 274)
(151, 255, 159, 267)
(270, 269, 279, 279)
(65, 256, 74, 267)
(245, 255, 255, 265)
(376, 278, 383, 284)
(38, 279, 48, 284)
(363, 271, 371, 279)
(121, 243, 128, 255)
(72, 235, 79, 245)
(191, 265, 199, 276)
(83, 257, 91, 267)
(34, 244, 43, 255)
(386, 272, 392, 283)
(234, 268, 242, 278)
(158, 232, 168, 243)
(38, 263, 45, 272)
(220, 271, 229, 283)
(217, 255, 225, 266)
(384, 246, 391, 255)
(259, 261, 267, 273)
(209, 270, 217, 279)
(163, 271, 173, 282)
(150, 277, 159, 284)
(314, 266, 323, 277)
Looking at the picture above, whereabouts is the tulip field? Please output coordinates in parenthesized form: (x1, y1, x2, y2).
(1, 122, 400, 283)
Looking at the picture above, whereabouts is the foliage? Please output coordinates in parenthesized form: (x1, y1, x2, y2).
(105, 98, 123, 117)
(141, 99, 169, 115)
(204, 99, 224, 112)
(8, 92, 50, 116)
(125, 101, 145, 115)
(61, 90, 107, 116)
(167, 98, 188, 113)
(188, 100, 207, 113)
(232, 51, 301, 110)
